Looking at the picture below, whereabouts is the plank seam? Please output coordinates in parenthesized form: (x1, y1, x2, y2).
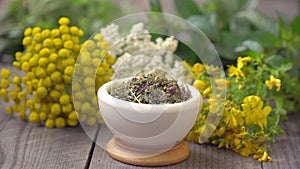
(84, 125, 101, 169)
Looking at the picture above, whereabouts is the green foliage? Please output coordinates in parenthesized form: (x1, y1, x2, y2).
(170, 0, 300, 112)
(174, 0, 202, 18)
(0, 0, 121, 56)
(150, 0, 162, 13)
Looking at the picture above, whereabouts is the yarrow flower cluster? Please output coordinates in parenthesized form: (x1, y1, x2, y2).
(100, 23, 187, 80)
(0, 17, 115, 128)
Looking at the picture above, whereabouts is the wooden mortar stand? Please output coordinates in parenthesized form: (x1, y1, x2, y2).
(106, 137, 190, 166)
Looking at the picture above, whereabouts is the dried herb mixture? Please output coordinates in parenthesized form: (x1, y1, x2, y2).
(109, 69, 191, 104)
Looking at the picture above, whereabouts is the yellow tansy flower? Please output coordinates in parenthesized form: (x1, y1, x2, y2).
(24, 27, 32, 36)
(1, 68, 11, 79)
(55, 117, 66, 128)
(45, 119, 55, 129)
(29, 112, 40, 123)
(51, 103, 61, 115)
(58, 17, 70, 25)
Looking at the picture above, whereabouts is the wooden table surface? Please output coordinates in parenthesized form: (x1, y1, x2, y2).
(0, 62, 299, 169)
(0, 102, 299, 169)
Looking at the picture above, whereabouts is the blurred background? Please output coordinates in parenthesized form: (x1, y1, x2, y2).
(0, 0, 299, 65)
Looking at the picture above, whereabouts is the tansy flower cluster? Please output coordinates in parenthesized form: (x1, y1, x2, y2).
(72, 34, 115, 126)
(187, 55, 285, 162)
(0, 17, 115, 128)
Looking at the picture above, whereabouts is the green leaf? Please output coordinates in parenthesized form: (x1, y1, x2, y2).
(278, 62, 293, 72)
(275, 108, 287, 116)
(246, 31, 280, 48)
(216, 31, 241, 60)
(277, 10, 290, 30)
(291, 14, 300, 34)
(236, 10, 278, 35)
(174, 0, 201, 18)
(260, 85, 268, 99)
(150, 0, 162, 13)
(265, 55, 293, 72)
(188, 16, 220, 41)
(241, 40, 263, 54)
(239, 51, 260, 60)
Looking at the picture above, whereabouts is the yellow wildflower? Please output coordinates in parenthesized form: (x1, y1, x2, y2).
(228, 65, 245, 81)
(240, 141, 255, 157)
(237, 56, 252, 67)
(192, 63, 205, 76)
(265, 75, 281, 92)
(242, 95, 272, 129)
(203, 87, 211, 96)
(215, 78, 230, 90)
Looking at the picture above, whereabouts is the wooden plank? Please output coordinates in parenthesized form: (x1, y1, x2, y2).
(0, 109, 93, 169)
(263, 112, 300, 169)
(89, 126, 261, 169)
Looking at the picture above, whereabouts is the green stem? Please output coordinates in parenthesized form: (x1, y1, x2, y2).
(129, 88, 141, 103)
(150, 0, 162, 13)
